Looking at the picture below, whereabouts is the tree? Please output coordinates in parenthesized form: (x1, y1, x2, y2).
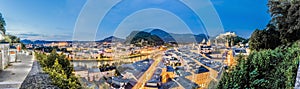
(249, 29, 264, 50)
(219, 1, 300, 88)
(52, 59, 65, 74)
(4, 34, 20, 43)
(233, 36, 248, 46)
(0, 12, 21, 43)
(0, 12, 22, 43)
(250, 0, 300, 50)
(0, 13, 6, 35)
(43, 50, 59, 68)
(35, 51, 82, 89)
(268, 0, 300, 43)
(218, 42, 300, 89)
(249, 28, 281, 51)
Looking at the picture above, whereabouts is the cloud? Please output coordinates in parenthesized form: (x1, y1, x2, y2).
(7, 31, 72, 41)
(18, 33, 42, 37)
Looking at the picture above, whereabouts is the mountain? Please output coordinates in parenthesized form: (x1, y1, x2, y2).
(20, 36, 125, 45)
(149, 29, 176, 43)
(194, 34, 209, 43)
(125, 31, 164, 46)
(97, 36, 125, 43)
(20, 39, 33, 44)
(147, 28, 209, 43)
(33, 40, 53, 44)
(20, 40, 73, 45)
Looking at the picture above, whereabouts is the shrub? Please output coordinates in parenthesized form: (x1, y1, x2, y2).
(35, 51, 82, 89)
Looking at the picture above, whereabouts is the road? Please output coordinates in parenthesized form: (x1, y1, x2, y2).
(132, 51, 163, 89)
(0, 53, 33, 89)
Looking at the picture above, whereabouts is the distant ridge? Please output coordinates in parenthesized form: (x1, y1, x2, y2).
(20, 40, 52, 45)
(96, 36, 125, 43)
(149, 29, 176, 43)
(20, 36, 125, 44)
(20, 29, 208, 44)
(20, 39, 33, 44)
(147, 28, 209, 43)
(20, 40, 73, 44)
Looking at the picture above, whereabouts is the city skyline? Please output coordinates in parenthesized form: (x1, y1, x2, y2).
(0, 0, 299, 89)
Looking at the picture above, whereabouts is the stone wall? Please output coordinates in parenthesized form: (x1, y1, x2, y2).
(20, 61, 59, 89)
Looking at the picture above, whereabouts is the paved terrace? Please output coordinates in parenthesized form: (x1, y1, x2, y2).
(0, 54, 33, 89)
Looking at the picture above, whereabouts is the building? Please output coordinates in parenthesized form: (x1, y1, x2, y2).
(186, 66, 210, 88)
(225, 50, 236, 66)
(161, 66, 175, 83)
(88, 68, 101, 81)
(111, 76, 130, 89)
(199, 45, 212, 54)
(0, 43, 9, 70)
(8, 46, 17, 62)
(73, 66, 88, 80)
(232, 48, 248, 56)
(164, 56, 180, 66)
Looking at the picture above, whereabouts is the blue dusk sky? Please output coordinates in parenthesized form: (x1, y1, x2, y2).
(0, 0, 270, 41)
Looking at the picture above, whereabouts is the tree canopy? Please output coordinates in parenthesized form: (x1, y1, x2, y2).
(233, 36, 249, 45)
(249, 0, 300, 50)
(36, 50, 82, 89)
(219, 0, 300, 88)
(268, 0, 300, 43)
(218, 42, 300, 89)
(249, 28, 281, 51)
(0, 13, 6, 35)
(0, 12, 20, 43)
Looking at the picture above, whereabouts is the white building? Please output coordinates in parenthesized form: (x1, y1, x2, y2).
(0, 43, 10, 70)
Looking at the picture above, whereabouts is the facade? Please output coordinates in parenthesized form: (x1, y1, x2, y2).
(88, 68, 101, 81)
(0, 43, 10, 70)
(200, 45, 212, 54)
(161, 66, 175, 83)
(9, 46, 17, 62)
(74, 66, 88, 80)
(225, 50, 236, 66)
(186, 66, 210, 88)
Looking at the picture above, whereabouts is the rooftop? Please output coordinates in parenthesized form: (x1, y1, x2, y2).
(194, 66, 209, 74)
(177, 77, 199, 89)
(88, 68, 100, 73)
(166, 66, 175, 72)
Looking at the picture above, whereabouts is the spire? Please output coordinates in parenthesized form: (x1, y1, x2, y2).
(202, 39, 206, 44)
